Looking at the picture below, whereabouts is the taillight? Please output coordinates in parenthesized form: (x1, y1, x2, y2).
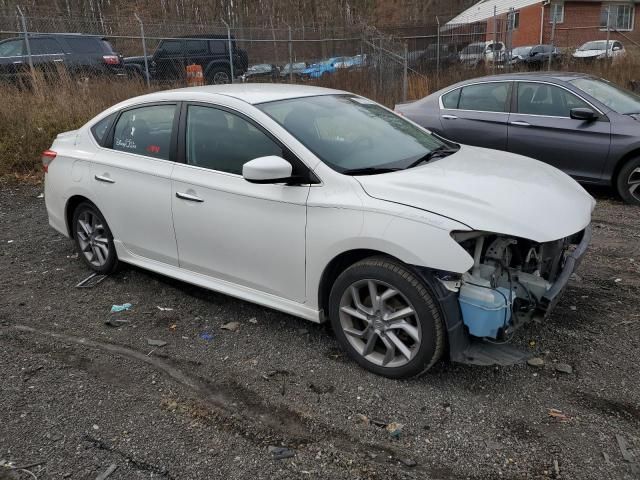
(102, 55, 120, 65)
(42, 150, 56, 173)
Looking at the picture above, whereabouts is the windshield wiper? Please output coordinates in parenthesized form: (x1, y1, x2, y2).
(341, 167, 402, 176)
(404, 145, 459, 169)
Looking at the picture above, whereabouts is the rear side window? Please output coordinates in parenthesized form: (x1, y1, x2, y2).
(112, 105, 176, 160)
(441, 88, 461, 109)
(209, 40, 226, 54)
(91, 113, 117, 145)
(30, 38, 64, 54)
(0, 39, 24, 56)
(65, 37, 102, 54)
(458, 82, 510, 112)
(186, 40, 208, 55)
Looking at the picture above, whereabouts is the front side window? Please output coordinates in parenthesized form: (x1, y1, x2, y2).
(458, 82, 510, 112)
(112, 105, 176, 160)
(258, 95, 447, 173)
(601, 4, 634, 30)
(186, 105, 283, 175)
(516, 82, 590, 117)
(0, 39, 24, 57)
(157, 40, 183, 56)
(570, 77, 640, 114)
(550, 3, 564, 24)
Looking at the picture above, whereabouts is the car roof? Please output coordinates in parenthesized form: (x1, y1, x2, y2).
(451, 71, 597, 84)
(135, 84, 347, 105)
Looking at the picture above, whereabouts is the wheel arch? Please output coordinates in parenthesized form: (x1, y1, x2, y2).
(65, 195, 96, 239)
(612, 148, 640, 192)
(204, 60, 231, 77)
(317, 249, 401, 317)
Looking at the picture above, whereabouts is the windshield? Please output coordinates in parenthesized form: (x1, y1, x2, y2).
(579, 41, 609, 51)
(461, 43, 485, 55)
(257, 95, 448, 173)
(570, 77, 640, 115)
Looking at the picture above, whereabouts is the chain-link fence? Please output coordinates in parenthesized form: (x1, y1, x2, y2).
(1, 4, 639, 106)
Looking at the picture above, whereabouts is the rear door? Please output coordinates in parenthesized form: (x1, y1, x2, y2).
(29, 37, 66, 74)
(91, 103, 179, 265)
(438, 81, 512, 150)
(507, 81, 611, 180)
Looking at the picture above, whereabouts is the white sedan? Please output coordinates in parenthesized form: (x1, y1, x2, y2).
(44, 84, 594, 378)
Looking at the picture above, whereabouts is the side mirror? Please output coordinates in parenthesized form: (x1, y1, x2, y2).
(570, 108, 597, 121)
(243, 156, 293, 184)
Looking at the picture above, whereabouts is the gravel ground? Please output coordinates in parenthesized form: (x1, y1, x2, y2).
(1, 181, 638, 480)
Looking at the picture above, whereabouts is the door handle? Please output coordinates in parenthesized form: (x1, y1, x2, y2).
(53, 59, 64, 63)
(510, 120, 530, 127)
(94, 174, 115, 184)
(176, 192, 204, 203)
(441, 114, 458, 120)
(12, 61, 23, 64)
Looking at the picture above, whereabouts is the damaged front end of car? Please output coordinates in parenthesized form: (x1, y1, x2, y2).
(425, 226, 591, 365)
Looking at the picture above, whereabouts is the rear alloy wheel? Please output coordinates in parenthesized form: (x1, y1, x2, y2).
(208, 67, 231, 84)
(72, 202, 119, 274)
(616, 156, 640, 206)
(328, 257, 444, 378)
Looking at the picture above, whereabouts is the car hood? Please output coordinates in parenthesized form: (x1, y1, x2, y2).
(355, 145, 594, 243)
(573, 49, 605, 58)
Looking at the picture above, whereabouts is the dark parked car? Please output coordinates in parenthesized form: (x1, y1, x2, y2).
(124, 35, 248, 84)
(395, 72, 640, 205)
(241, 63, 279, 82)
(409, 44, 457, 71)
(0, 34, 125, 83)
(512, 44, 562, 68)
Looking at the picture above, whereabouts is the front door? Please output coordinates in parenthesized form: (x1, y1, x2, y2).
(507, 81, 611, 180)
(91, 103, 179, 265)
(171, 103, 309, 302)
(439, 81, 512, 150)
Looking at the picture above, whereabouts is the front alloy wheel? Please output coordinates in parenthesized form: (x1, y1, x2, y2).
(616, 156, 640, 206)
(329, 257, 445, 378)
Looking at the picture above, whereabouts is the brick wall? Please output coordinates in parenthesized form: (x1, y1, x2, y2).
(543, 2, 640, 48)
(477, 1, 640, 49)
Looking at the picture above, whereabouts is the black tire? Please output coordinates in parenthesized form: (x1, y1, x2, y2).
(616, 156, 640, 206)
(207, 66, 232, 85)
(72, 202, 119, 274)
(328, 256, 445, 378)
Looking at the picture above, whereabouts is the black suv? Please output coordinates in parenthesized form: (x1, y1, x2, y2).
(124, 35, 249, 84)
(0, 34, 126, 83)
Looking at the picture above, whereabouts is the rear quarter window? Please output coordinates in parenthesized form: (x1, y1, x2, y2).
(441, 88, 461, 109)
(91, 113, 117, 145)
(64, 37, 102, 54)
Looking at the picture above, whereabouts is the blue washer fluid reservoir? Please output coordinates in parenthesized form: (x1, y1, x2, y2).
(458, 282, 513, 339)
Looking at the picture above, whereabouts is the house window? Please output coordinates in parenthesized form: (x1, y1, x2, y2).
(601, 4, 635, 31)
(550, 3, 564, 24)
(508, 10, 520, 29)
